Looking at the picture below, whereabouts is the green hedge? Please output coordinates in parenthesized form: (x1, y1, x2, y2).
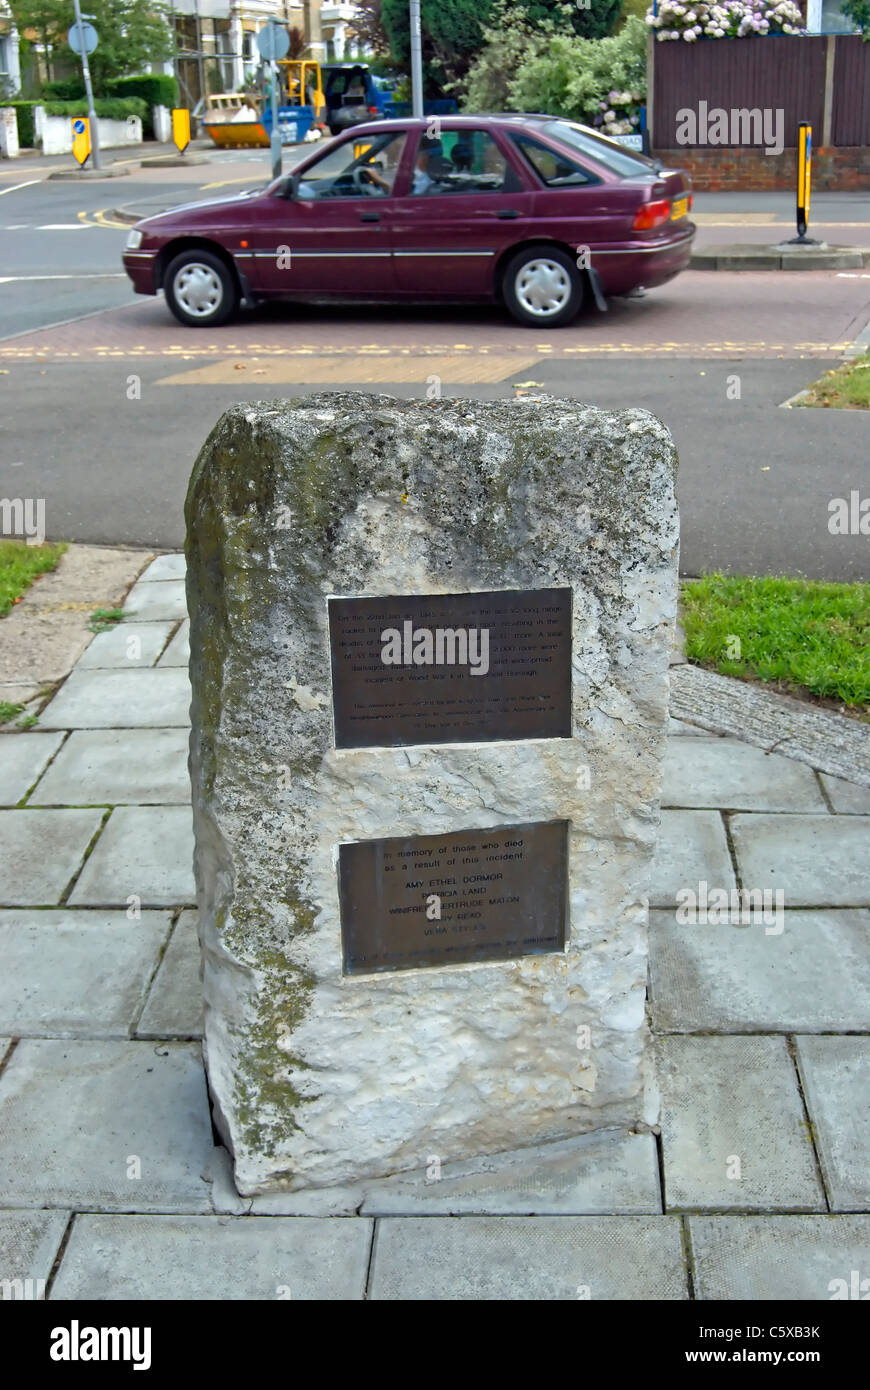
(106, 74, 177, 107)
(41, 78, 86, 101)
(43, 97, 149, 123)
(6, 101, 39, 148)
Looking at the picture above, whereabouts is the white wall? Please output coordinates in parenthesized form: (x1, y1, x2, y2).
(41, 114, 143, 156)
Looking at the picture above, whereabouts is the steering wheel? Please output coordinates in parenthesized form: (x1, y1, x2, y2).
(351, 166, 379, 196)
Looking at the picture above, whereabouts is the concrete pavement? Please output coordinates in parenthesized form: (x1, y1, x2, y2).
(0, 552, 868, 1299)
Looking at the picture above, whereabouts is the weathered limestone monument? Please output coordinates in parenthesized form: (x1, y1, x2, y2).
(186, 393, 679, 1195)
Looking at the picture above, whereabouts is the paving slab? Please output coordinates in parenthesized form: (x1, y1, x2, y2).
(137, 910, 203, 1038)
(730, 814, 870, 907)
(662, 737, 825, 811)
(649, 909, 870, 1033)
(821, 773, 870, 815)
(0, 732, 65, 806)
(76, 622, 175, 670)
(0, 808, 105, 906)
(38, 670, 191, 730)
(0, 909, 171, 1038)
(358, 1130, 660, 1216)
(51, 1213, 371, 1300)
(649, 810, 735, 908)
(795, 1036, 870, 1211)
(369, 1216, 688, 1300)
(157, 620, 190, 668)
(32, 729, 191, 806)
(69, 806, 196, 907)
(0, 1040, 213, 1212)
(138, 554, 186, 582)
(123, 579, 188, 623)
(667, 718, 714, 737)
(0, 1210, 70, 1298)
(690, 1215, 870, 1300)
(657, 1036, 824, 1211)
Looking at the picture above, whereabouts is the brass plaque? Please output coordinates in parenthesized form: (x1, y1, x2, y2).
(339, 820, 569, 975)
(328, 588, 572, 749)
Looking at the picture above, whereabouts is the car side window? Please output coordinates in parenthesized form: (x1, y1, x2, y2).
(511, 135, 599, 188)
(295, 132, 407, 200)
(409, 129, 520, 196)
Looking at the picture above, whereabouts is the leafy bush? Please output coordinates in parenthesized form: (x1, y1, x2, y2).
(461, 4, 647, 128)
(105, 75, 177, 136)
(43, 97, 149, 123)
(106, 73, 178, 107)
(840, 0, 870, 37)
(41, 78, 87, 101)
(647, 0, 804, 40)
(6, 100, 40, 147)
(522, 0, 624, 41)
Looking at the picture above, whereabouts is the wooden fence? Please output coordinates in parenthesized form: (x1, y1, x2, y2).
(651, 33, 870, 150)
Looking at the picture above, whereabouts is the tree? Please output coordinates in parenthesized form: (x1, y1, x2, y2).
(380, 0, 494, 88)
(521, 0, 624, 42)
(9, 0, 174, 92)
(348, 0, 393, 55)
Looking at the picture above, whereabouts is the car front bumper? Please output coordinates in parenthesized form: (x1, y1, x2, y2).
(123, 250, 160, 296)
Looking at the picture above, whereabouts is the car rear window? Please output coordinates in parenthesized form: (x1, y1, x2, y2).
(510, 134, 599, 187)
(538, 120, 657, 179)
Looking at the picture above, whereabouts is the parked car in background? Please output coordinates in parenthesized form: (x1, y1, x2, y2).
(122, 115, 695, 330)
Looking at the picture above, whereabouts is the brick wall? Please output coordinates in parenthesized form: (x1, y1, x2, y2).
(653, 147, 870, 192)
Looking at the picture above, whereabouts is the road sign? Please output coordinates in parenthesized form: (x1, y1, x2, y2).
(172, 107, 191, 154)
(68, 21, 98, 54)
(256, 24, 289, 61)
(72, 116, 91, 166)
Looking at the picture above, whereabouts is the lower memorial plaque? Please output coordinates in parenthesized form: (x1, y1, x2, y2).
(339, 820, 569, 975)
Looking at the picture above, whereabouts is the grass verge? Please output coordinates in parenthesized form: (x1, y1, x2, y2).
(796, 353, 870, 409)
(681, 573, 870, 714)
(0, 539, 68, 618)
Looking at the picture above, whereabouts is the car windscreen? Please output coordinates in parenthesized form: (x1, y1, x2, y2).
(537, 120, 657, 178)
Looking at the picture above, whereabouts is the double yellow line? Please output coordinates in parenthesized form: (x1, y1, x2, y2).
(77, 208, 130, 229)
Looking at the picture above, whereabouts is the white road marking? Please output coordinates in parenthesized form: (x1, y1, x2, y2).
(36, 223, 94, 230)
(0, 274, 126, 283)
(0, 180, 42, 196)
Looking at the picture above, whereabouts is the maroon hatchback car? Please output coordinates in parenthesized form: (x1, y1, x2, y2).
(123, 115, 694, 329)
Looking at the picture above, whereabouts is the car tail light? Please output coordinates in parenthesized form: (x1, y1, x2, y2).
(632, 199, 671, 231)
(368, 105, 378, 114)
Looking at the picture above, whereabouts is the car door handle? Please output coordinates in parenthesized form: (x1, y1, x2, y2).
(360, 211, 380, 222)
(496, 209, 521, 219)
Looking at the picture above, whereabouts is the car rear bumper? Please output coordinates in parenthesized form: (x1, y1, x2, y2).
(589, 225, 695, 294)
(123, 250, 159, 296)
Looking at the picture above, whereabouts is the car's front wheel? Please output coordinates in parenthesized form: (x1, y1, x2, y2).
(501, 245, 585, 328)
(164, 250, 239, 328)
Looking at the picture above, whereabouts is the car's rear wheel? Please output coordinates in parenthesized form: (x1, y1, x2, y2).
(501, 245, 585, 328)
(164, 249, 238, 328)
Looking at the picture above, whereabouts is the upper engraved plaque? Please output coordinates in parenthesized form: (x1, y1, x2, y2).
(328, 587, 572, 749)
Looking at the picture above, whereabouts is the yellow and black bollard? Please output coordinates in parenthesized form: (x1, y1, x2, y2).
(796, 121, 812, 241)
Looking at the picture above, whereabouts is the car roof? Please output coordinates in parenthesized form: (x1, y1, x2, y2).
(339, 113, 569, 135)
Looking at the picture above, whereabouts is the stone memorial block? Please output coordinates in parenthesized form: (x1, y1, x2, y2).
(186, 393, 679, 1195)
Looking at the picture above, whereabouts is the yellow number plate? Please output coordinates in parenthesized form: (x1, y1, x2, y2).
(671, 196, 688, 220)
